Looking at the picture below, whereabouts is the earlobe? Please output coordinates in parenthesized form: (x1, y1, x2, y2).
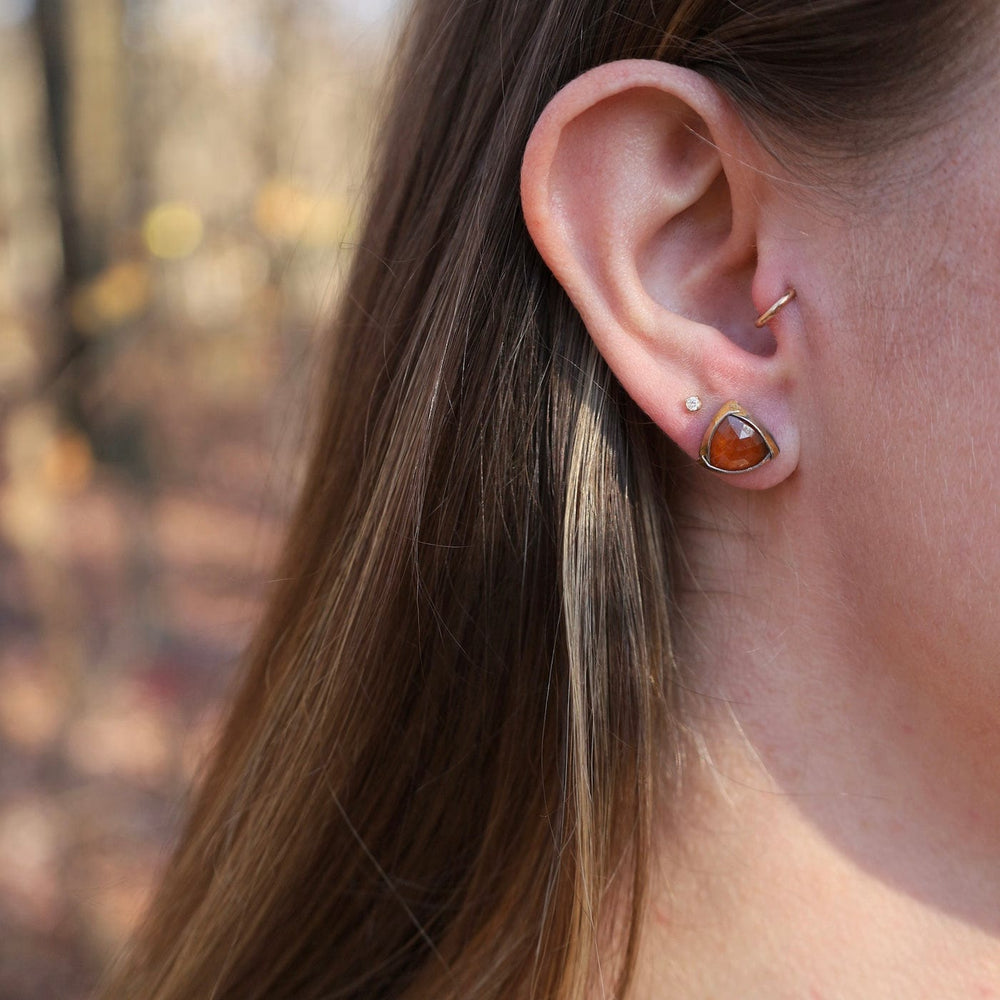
(521, 60, 800, 489)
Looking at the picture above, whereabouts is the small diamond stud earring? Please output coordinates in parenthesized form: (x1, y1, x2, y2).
(685, 395, 702, 413)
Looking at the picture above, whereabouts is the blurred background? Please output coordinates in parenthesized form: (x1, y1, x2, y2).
(0, 1, 397, 994)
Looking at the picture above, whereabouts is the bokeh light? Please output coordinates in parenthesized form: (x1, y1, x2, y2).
(0, 2, 396, 996)
(142, 201, 204, 260)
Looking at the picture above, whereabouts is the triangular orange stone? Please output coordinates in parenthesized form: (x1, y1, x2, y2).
(708, 414, 771, 472)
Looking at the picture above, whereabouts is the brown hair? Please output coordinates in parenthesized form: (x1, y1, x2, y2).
(104, 2, 984, 998)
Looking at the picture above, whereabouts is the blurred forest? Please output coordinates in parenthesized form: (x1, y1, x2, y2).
(0, 0, 395, 995)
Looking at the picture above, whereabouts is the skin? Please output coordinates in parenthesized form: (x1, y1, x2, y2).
(522, 53, 1000, 999)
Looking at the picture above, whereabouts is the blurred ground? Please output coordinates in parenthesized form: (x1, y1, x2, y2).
(0, 2, 393, 995)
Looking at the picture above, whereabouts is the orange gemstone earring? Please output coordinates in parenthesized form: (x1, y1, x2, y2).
(699, 401, 779, 474)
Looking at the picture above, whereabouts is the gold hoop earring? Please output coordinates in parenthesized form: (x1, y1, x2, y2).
(699, 401, 779, 474)
(755, 288, 796, 328)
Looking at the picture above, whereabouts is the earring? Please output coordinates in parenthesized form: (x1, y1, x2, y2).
(755, 288, 796, 328)
(699, 401, 779, 474)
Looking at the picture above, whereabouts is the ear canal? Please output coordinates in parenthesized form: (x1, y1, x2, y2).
(699, 401, 778, 474)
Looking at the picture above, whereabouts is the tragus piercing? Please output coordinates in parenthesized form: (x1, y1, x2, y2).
(699, 401, 779, 474)
(684, 395, 702, 413)
(755, 288, 796, 328)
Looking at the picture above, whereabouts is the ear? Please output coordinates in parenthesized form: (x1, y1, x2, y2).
(521, 60, 800, 488)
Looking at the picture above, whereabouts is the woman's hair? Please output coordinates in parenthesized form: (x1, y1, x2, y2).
(105, 2, 984, 998)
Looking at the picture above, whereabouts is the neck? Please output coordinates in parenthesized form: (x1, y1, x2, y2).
(630, 478, 1000, 998)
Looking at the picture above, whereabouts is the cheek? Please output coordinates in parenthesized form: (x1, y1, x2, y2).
(801, 215, 1000, 693)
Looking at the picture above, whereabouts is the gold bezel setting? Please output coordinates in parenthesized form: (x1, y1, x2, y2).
(699, 401, 779, 474)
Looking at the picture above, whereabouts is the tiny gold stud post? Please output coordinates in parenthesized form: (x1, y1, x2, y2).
(755, 288, 796, 328)
(685, 395, 702, 413)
